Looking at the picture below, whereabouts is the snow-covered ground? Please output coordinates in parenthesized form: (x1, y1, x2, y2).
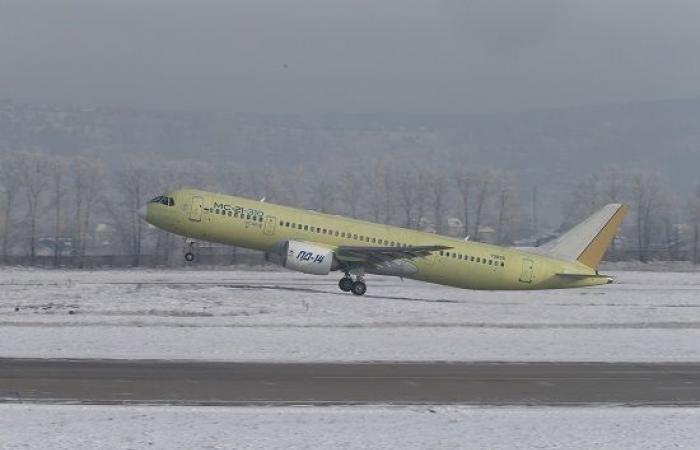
(1, 268, 700, 361)
(1, 404, 698, 450)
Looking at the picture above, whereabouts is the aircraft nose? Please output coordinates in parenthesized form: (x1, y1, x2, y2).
(137, 205, 148, 221)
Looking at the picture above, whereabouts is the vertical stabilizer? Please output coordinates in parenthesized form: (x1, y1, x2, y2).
(540, 204, 628, 269)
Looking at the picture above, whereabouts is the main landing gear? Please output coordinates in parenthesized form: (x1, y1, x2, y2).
(338, 273, 367, 296)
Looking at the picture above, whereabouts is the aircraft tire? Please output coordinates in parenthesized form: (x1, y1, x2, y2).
(351, 280, 367, 296)
(339, 277, 353, 292)
(184, 252, 195, 262)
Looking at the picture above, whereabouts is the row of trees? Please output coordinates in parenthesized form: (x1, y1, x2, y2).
(0, 151, 698, 266)
(565, 168, 700, 262)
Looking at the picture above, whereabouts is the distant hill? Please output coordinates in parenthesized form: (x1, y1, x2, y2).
(1, 98, 699, 192)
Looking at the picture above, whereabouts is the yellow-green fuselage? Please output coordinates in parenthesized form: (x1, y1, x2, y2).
(144, 189, 608, 290)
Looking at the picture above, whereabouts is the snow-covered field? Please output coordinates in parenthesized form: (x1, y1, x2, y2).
(1, 268, 700, 361)
(1, 404, 698, 450)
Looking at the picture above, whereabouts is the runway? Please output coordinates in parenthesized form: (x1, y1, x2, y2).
(1, 359, 700, 406)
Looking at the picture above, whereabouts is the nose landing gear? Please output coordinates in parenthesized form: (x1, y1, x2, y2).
(184, 239, 197, 262)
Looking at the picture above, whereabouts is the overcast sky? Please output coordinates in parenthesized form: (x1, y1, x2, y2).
(1, 0, 699, 113)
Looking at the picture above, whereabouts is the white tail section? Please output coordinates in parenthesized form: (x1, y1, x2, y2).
(539, 203, 628, 269)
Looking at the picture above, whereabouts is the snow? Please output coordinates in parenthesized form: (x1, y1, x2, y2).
(0, 404, 698, 450)
(1, 268, 700, 361)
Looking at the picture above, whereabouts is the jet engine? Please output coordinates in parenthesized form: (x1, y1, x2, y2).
(269, 240, 336, 275)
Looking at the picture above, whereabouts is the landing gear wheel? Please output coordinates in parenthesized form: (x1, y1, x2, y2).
(184, 252, 195, 262)
(351, 280, 367, 296)
(339, 277, 353, 292)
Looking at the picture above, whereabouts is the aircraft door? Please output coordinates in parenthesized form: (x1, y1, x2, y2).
(189, 196, 203, 222)
(519, 258, 534, 283)
(263, 216, 276, 236)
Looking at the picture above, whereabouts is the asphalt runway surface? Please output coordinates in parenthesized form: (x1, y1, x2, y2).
(2, 359, 700, 406)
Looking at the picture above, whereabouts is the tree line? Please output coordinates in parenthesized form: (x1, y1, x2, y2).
(0, 151, 698, 267)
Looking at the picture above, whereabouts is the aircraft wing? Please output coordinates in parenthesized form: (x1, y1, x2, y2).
(334, 245, 452, 264)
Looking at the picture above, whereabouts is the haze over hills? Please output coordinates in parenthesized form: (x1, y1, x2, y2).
(1, 97, 699, 194)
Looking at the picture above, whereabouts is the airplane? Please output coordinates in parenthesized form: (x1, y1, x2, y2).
(139, 188, 627, 295)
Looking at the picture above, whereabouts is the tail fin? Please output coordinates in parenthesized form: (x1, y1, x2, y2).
(540, 204, 628, 269)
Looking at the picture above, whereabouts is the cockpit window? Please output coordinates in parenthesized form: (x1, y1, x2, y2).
(149, 196, 175, 207)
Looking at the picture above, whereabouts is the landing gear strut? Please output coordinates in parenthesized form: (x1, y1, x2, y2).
(338, 272, 367, 296)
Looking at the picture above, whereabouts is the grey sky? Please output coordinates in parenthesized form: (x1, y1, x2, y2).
(1, 0, 699, 113)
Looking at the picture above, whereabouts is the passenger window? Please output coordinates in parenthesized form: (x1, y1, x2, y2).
(439, 251, 444, 256)
(476, 257, 480, 263)
(304, 225, 308, 231)
(353, 234, 358, 239)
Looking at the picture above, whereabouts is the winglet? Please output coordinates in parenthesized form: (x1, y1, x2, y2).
(541, 204, 628, 270)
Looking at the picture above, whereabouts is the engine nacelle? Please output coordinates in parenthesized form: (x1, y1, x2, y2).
(270, 240, 335, 275)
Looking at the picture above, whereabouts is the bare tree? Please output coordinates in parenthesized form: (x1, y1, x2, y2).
(472, 168, 496, 240)
(414, 170, 429, 231)
(366, 167, 384, 223)
(18, 152, 50, 264)
(104, 163, 153, 266)
(630, 171, 668, 262)
(426, 171, 448, 234)
(73, 157, 103, 267)
(495, 176, 517, 245)
(454, 167, 474, 237)
(339, 173, 363, 218)
(0, 154, 23, 262)
(314, 176, 335, 214)
(689, 185, 700, 266)
(397, 166, 418, 228)
(380, 166, 395, 225)
(49, 157, 67, 266)
(600, 167, 624, 258)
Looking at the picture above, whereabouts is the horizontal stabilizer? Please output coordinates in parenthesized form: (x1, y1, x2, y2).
(540, 204, 628, 269)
